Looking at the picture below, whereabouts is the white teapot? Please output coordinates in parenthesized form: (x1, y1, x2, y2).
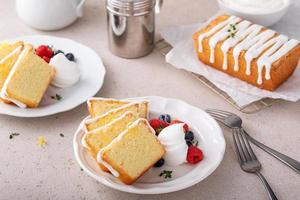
(16, 0, 86, 30)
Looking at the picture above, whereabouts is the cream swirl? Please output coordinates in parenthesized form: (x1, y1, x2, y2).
(157, 123, 188, 166)
(50, 53, 80, 88)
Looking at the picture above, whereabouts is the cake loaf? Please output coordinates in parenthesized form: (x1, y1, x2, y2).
(193, 14, 300, 91)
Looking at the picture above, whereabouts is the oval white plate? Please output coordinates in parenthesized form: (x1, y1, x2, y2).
(0, 35, 106, 117)
(73, 96, 225, 194)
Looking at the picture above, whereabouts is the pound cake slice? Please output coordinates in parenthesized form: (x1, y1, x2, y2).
(193, 14, 300, 91)
(0, 41, 23, 60)
(97, 119, 165, 185)
(84, 101, 148, 131)
(0, 44, 55, 108)
(0, 41, 24, 93)
(82, 111, 138, 171)
(87, 98, 130, 118)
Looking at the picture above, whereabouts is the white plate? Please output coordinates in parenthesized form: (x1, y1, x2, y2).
(73, 96, 225, 194)
(0, 35, 106, 117)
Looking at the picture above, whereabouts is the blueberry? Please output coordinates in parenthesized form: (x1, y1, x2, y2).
(185, 131, 194, 142)
(154, 158, 165, 168)
(54, 49, 64, 56)
(186, 140, 193, 147)
(158, 114, 171, 123)
(65, 53, 75, 62)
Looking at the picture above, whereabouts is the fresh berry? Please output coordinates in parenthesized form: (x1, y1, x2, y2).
(149, 119, 169, 135)
(42, 56, 50, 63)
(54, 49, 64, 56)
(154, 158, 165, 167)
(186, 146, 203, 164)
(186, 140, 193, 147)
(36, 45, 53, 58)
(158, 114, 171, 123)
(65, 53, 75, 61)
(170, 120, 189, 132)
(149, 119, 169, 129)
(185, 131, 194, 142)
(186, 140, 199, 147)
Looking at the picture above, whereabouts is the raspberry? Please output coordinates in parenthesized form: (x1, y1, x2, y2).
(170, 120, 189, 132)
(36, 45, 53, 59)
(42, 56, 50, 63)
(186, 146, 203, 164)
(149, 119, 169, 134)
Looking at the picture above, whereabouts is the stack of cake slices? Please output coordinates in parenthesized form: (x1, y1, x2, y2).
(0, 41, 55, 108)
(81, 98, 165, 185)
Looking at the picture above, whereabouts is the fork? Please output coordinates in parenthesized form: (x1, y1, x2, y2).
(206, 109, 300, 174)
(232, 128, 278, 200)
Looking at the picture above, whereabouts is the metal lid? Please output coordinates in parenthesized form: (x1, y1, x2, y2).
(106, 0, 156, 16)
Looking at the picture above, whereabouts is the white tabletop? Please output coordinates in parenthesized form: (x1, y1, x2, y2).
(0, 0, 299, 199)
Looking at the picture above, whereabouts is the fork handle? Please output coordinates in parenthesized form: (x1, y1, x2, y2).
(243, 129, 300, 174)
(256, 171, 278, 200)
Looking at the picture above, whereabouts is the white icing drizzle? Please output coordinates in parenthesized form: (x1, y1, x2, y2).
(81, 111, 134, 149)
(197, 15, 300, 85)
(0, 45, 22, 64)
(198, 16, 238, 52)
(255, 35, 288, 84)
(84, 102, 138, 125)
(81, 133, 91, 149)
(243, 30, 276, 75)
(0, 46, 27, 108)
(97, 149, 120, 177)
(221, 22, 262, 70)
(257, 37, 298, 84)
(96, 119, 149, 178)
(208, 17, 241, 63)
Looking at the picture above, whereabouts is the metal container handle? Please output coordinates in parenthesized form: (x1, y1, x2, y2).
(155, 0, 163, 14)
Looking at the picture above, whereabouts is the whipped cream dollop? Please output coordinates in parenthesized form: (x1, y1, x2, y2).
(222, 0, 287, 14)
(157, 123, 188, 166)
(49, 53, 80, 88)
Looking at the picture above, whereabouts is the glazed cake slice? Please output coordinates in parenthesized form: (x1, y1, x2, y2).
(97, 119, 165, 185)
(0, 45, 55, 108)
(0, 41, 23, 60)
(82, 111, 138, 171)
(87, 98, 130, 118)
(193, 14, 300, 91)
(0, 41, 24, 93)
(84, 101, 148, 131)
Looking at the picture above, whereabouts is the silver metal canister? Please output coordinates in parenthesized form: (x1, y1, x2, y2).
(106, 0, 163, 58)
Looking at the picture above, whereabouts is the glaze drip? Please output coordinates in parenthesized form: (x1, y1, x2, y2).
(197, 16, 299, 85)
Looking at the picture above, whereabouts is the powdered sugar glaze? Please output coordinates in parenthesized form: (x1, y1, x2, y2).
(197, 16, 299, 85)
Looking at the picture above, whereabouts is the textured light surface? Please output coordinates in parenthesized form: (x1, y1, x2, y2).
(0, 0, 299, 199)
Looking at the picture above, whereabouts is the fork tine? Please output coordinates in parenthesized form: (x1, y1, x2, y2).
(237, 128, 252, 161)
(206, 112, 226, 121)
(232, 128, 246, 163)
(206, 109, 229, 117)
(241, 129, 257, 160)
(206, 109, 233, 116)
(211, 116, 225, 123)
(206, 110, 229, 120)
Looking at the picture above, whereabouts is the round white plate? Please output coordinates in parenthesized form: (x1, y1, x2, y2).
(0, 35, 106, 117)
(73, 96, 225, 194)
